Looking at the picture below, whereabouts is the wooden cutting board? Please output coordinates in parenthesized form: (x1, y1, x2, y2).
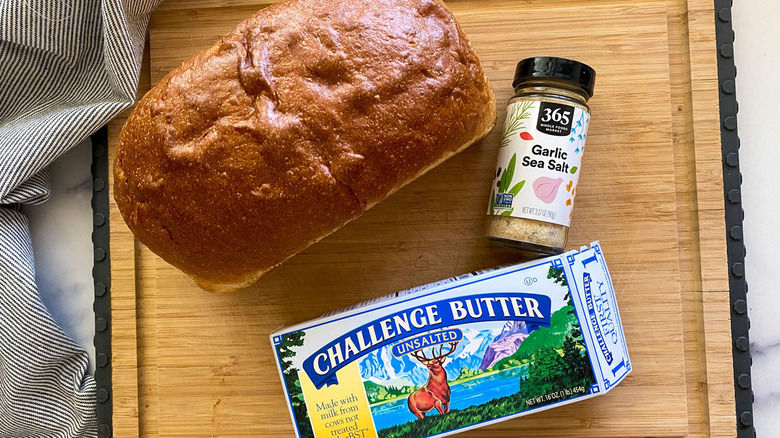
(107, 0, 734, 436)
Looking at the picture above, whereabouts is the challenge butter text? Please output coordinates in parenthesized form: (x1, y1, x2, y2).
(312, 296, 545, 376)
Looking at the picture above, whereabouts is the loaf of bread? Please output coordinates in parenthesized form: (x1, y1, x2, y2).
(114, 0, 496, 293)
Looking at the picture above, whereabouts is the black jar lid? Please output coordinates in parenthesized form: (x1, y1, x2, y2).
(513, 57, 596, 98)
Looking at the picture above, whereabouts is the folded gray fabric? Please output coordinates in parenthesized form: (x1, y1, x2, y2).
(0, 1, 161, 436)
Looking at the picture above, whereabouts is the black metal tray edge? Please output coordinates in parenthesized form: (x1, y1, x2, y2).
(91, 125, 112, 438)
(713, 1, 754, 436)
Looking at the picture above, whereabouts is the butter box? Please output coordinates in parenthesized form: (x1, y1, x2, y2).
(271, 242, 630, 438)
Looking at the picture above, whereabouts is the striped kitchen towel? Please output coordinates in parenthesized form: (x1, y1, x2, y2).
(0, 1, 161, 436)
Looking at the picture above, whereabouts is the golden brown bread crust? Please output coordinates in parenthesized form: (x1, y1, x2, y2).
(114, 0, 496, 293)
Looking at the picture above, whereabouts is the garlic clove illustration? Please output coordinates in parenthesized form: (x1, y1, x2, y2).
(532, 177, 563, 204)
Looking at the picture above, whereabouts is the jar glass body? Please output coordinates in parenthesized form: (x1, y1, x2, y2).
(485, 79, 591, 255)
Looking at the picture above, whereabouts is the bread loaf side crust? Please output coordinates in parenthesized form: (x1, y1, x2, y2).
(191, 112, 495, 294)
(114, 0, 496, 292)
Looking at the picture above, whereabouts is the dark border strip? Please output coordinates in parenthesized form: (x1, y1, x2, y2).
(713, 1, 754, 436)
(91, 126, 113, 438)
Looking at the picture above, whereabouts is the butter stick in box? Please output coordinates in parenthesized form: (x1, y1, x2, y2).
(271, 242, 630, 438)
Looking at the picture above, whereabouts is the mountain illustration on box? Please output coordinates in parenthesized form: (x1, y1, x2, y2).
(359, 320, 546, 387)
(479, 321, 536, 370)
(359, 328, 496, 386)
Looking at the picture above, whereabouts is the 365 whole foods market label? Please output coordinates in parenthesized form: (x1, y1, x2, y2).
(488, 99, 590, 226)
(271, 243, 630, 438)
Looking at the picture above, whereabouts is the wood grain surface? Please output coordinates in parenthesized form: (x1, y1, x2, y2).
(108, 0, 733, 436)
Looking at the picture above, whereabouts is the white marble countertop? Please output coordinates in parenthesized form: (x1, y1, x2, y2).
(733, 0, 780, 433)
(21, 138, 96, 376)
(20, 3, 778, 435)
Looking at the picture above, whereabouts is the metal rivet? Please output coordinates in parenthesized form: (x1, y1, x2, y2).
(741, 208, 745, 221)
(718, 8, 731, 22)
(720, 44, 734, 58)
(95, 283, 106, 297)
(745, 281, 749, 294)
(97, 353, 108, 368)
(733, 64, 738, 78)
(740, 411, 753, 427)
(738, 374, 751, 389)
(94, 213, 106, 227)
(735, 336, 749, 352)
(726, 152, 738, 167)
(747, 316, 751, 329)
(728, 189, 741, 203)
(729, 226, 742, 240)
(94, 178, 105, 192)
(737, 137, 741, 149)
(97, 424, 111, 438)
(96, 318, 108, 332)
(93, 144, 105, 158)
(721, 80, 735, 94)
(97, 389, 109, 403)
(94, 248, 106, 262)
(724, 116, 737, 131)
(734, 299, 747, 315)
(735, 101, 739, 114)
(732, 262, 745, 277)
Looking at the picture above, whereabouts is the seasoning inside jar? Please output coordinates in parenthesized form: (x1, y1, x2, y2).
(486, 56, 596, 254)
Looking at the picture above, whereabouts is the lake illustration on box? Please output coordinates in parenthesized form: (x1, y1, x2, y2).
(359, 267, 597, 438)
(368, 365, 529, 431)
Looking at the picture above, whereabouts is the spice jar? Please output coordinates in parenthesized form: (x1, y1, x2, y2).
(486, 57, 596, 254)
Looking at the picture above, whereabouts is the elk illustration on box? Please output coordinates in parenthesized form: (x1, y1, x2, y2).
(407, 341, 460, 418)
